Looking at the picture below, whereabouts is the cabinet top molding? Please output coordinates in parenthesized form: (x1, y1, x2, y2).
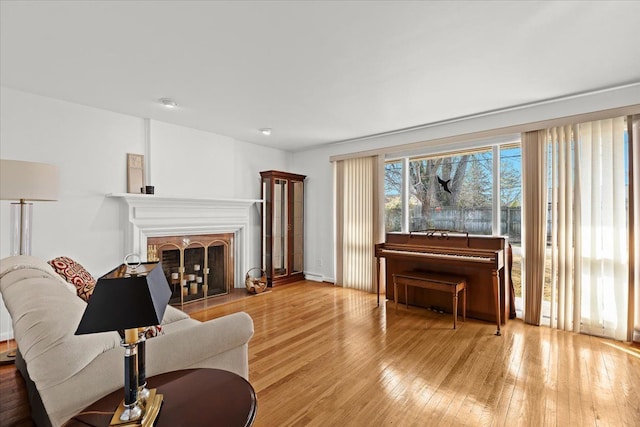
(259, 170, 307, 181)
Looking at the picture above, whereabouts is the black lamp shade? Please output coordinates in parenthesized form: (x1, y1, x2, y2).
(75, 262, 171, 335)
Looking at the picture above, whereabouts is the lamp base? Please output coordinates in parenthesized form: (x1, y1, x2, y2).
(0, 349, 17, 366)
(109, 388, 163, 427)
(9, 201, 33, 256)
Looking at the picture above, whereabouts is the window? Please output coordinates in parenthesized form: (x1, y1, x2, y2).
(384, 160, 402, 232)
(500, 145, 523, 312)
(386, 148, 503, 234)
(408, 149, 493, 233)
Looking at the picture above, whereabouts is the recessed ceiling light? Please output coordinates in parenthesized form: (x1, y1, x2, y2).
(259, 128, 272, 136)
(159, 98, 178, 108)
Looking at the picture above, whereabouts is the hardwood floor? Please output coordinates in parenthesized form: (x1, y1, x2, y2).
(2, 280, 640, 426)
(0, 341, 30, 427)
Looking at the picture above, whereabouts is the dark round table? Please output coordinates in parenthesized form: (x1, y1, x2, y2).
(67, 368, 257, 427)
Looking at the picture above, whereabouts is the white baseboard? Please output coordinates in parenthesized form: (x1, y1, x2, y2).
(304, 273, 336, 284)
(305, 273, 324, 282)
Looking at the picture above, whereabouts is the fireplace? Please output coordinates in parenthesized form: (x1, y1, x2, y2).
(108, 193, 261, 306)
(147, 233, 234, 305)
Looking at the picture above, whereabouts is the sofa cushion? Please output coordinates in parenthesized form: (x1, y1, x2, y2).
(47, 256, 96, 302)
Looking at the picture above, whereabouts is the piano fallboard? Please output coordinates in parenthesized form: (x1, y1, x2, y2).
(377, 246, 502, 270)
(376, 232, 509, 330)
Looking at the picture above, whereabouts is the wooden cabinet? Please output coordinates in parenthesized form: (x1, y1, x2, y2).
(260, 170, 306, 286)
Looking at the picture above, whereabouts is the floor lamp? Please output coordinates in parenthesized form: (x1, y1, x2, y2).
(0, 159, 59, 365)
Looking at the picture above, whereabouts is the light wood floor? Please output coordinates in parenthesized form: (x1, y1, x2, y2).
(2, 281, 640, 426)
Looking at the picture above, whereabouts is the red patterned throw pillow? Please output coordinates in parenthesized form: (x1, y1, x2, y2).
(144, 325, 163, 339)
(48, 256, 96, 302)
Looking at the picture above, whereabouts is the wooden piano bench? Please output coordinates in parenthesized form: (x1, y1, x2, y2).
(392, 271, 467, 329)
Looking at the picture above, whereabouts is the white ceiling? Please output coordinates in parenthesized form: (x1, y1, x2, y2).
(2, 1, 639, 152)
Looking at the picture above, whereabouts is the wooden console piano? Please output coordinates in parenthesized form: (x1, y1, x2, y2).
(375, 230, 509, 336)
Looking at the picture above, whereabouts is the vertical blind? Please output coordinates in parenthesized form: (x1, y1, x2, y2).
(548, 124, 581, 333)
(335, 156, 383, 292)
(521, 130, 548, 325)
(578, 118, 627, 340)
(522, 117, 628, 340)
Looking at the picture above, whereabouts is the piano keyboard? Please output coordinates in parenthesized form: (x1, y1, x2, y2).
(379, 248, 495, 264)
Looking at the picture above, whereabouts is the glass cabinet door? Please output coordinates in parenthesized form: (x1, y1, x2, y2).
(273, 178, 288, 278)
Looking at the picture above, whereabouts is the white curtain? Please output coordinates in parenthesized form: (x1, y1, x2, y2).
(522, 117, 629, 340)
(335, 156, 384, 292)
(577, 118, 628, 340)
(548, 124, 581, 332)
(525, 117, 628, 339)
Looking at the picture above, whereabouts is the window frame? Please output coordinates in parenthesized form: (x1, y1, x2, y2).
(385, 142, 520, 236)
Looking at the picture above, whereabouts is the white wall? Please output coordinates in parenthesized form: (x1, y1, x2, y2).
(0, 88, 145, 271)
(289, 155, 335, 282)
(150, 120, 237, 198)
(293, 84, 640, 283)
(0, 87, 289, 340)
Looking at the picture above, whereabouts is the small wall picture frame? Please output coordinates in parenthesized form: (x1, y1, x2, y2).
(127, 153, 145, 194)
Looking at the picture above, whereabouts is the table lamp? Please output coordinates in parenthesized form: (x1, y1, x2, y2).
(75, 260, 171, 426)
(0, 159, 59, 256)
(0, 159, 59, 365)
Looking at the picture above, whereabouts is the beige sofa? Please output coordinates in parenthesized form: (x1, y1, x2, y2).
(0, 256, 254, 427)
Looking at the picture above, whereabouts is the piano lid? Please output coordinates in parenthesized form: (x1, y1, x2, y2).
(384, 230, 506, 251)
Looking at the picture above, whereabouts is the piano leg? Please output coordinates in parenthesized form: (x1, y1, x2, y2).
(453, 292, 458, 330)
(376, 257, 381, 307)
(492, 269, 501, 336)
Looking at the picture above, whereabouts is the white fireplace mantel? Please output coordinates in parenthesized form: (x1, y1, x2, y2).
(107, 193, 263, 287)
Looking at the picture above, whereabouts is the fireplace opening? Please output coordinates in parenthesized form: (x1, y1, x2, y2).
(147, 233, 234, 307)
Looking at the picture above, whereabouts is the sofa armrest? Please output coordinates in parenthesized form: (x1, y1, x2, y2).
(145, 311, 254, 378)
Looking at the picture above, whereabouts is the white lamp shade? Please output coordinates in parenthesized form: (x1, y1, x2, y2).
(0, 159, 59, 201)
